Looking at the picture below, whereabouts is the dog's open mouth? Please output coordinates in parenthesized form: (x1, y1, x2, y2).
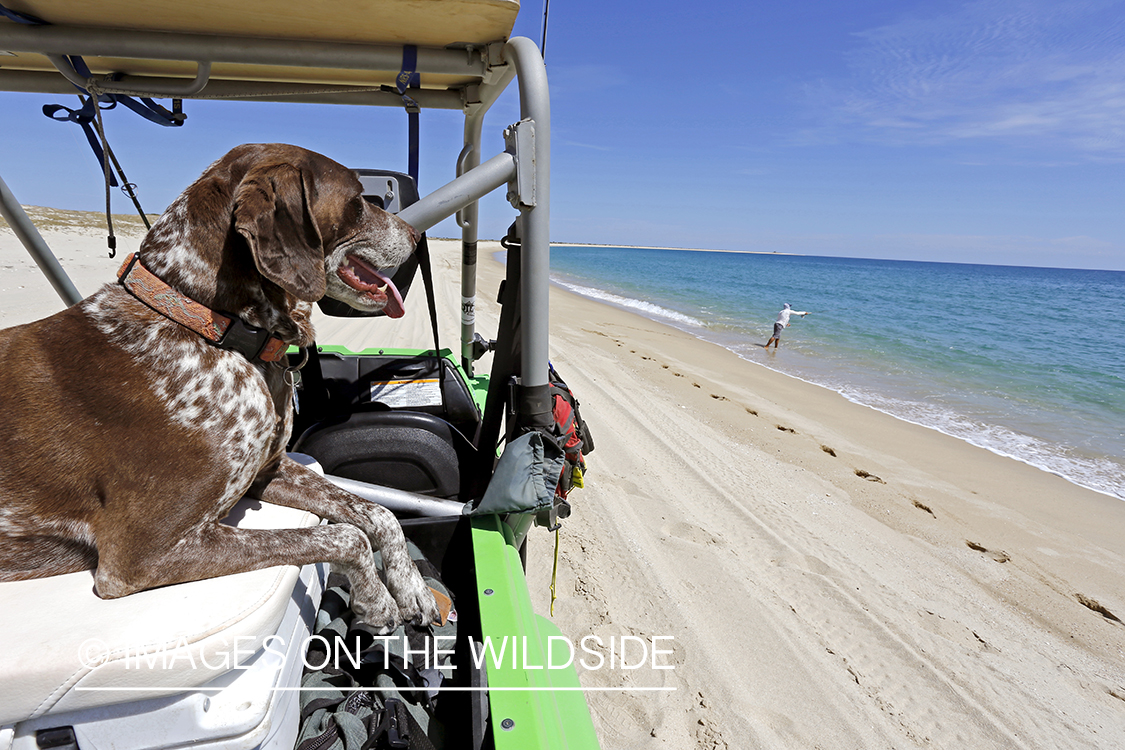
(337, 255, 405, 318)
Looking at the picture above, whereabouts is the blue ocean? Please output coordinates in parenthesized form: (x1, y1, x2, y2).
(547, 247, 1125, 500)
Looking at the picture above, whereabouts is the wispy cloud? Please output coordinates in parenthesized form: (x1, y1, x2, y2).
(547, 64, 628, 95)
(807, 0, 1125, 160)
(560, 139, 613, 151)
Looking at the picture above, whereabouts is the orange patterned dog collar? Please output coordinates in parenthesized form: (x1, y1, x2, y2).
(117, 253, 289, 363)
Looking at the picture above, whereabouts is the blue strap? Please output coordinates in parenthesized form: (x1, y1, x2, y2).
(406, 110, 420, 185)
(395, 45, 421, 95)
(60, 56, 183, 128)
(5, 1, 158, 247)
(3, 5, 186, 131)
(116, 95, 183, 127)
(0, 2, 45, 24)
(397, 46, 421, 185)
(39, 58, 184, 178)
(66, 54, 95, 79)
(42, 99, 119, 187)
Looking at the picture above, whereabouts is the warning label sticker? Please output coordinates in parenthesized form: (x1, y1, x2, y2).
(369, 378, 443, 408)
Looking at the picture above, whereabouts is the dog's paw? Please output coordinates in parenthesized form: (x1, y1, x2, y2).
(349, 580, 401, 635)
(390, 568, 442, 626)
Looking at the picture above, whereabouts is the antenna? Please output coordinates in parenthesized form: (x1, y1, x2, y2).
(540, 0, 551, 59)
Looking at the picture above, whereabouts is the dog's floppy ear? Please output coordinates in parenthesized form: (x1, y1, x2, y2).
(233, 163, 326, 301)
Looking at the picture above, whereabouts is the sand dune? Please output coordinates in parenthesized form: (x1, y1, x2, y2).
(4, 224, 1124, 749)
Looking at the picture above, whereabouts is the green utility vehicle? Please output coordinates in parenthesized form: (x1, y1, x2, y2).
(0, 1, 598, 747)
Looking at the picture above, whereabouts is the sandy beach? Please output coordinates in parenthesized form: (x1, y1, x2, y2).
(3, 218, 1125, 749)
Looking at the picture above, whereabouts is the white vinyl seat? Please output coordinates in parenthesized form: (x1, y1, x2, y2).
(0, 456, 324, 726)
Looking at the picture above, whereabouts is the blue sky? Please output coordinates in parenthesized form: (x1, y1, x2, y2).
(2, 0, 1123, 270)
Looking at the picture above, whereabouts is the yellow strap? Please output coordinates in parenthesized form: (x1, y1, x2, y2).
(549, 526, 560, 617)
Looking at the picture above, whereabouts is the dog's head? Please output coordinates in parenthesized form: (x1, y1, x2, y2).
(230, 144, 418, 318)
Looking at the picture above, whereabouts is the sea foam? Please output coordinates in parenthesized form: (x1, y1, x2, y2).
(554, 281, 706, 328)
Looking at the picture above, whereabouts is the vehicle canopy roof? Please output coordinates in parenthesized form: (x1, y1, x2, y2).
(0, 0, 520, 97)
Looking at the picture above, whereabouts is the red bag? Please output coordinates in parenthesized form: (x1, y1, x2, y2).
(548, 365, 593, 499)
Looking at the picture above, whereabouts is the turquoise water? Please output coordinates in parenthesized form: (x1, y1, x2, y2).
(548, 247, 1125, 500)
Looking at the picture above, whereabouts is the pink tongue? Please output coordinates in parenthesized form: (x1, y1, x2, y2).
(370, 268, 405, 319)
(342, 256, 406, 318)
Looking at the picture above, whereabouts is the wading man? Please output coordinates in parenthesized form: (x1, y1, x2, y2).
(764, 303, 809, 350)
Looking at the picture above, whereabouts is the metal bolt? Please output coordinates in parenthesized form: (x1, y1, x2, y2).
(483, 588, 494, 596)
(501, 718, 515, 731)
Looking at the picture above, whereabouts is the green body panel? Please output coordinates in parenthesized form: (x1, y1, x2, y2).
(471, 515, 600, 749)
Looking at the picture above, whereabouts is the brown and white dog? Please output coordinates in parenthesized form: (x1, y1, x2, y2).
(0, 143, 440, 632)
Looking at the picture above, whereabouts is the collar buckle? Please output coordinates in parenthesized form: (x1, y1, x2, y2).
(213, 314, 271, 360)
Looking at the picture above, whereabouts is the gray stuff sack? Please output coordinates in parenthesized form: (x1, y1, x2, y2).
(464, 430, 565, 516)
(296, 539, 456, 750)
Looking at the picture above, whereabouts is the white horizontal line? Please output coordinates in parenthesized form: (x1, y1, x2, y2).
(75, 686, 676, 693)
